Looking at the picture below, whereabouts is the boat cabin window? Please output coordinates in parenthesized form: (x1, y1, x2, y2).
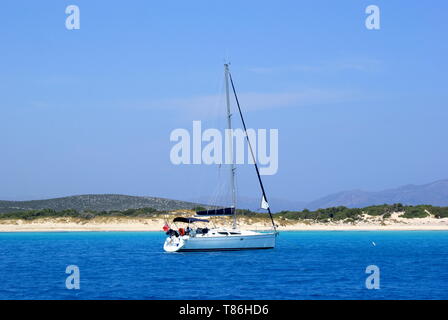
(218, 232, 229, 235)
(196, 227, 209, 235)
(229, 232, 241, 235)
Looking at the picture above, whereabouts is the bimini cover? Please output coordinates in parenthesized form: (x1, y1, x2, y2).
(173, 217, 210, 224)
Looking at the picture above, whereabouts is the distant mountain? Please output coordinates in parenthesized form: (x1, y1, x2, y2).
(238, 197, 307, 212)
(188, 196, 307, 212)
(306, 179, 448, 210)
(1, 179, 447, 214)
(0, 194, 205, 214)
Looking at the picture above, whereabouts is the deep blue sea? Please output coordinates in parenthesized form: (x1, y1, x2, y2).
(0, 231, 447, 300)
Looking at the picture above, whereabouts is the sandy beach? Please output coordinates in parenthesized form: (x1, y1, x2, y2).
(1, 213, 448, 232)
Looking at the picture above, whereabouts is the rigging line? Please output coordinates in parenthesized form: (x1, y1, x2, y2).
(200, 71, 225, 210)
(211, 74, 228, 210)
(228, 72, 277, 232)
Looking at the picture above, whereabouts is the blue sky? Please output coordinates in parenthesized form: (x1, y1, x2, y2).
(0, 1, 447, 204)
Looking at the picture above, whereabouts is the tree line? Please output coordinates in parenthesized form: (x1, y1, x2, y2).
(1, 204, 447, 221)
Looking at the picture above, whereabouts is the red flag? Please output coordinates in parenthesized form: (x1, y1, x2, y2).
(163, 223, 170, 232)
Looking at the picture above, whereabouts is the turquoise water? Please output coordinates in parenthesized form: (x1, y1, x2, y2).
(0, 231, 447, 299)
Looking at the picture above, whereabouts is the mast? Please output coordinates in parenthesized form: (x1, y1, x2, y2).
(224, 63, 237, 229)
(228, 69, 277, 232)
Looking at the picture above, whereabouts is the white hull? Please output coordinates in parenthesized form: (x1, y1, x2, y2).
(163, 229, 276, 252)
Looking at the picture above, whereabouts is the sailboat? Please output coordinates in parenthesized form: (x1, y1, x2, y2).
(163, 64, 278, 252)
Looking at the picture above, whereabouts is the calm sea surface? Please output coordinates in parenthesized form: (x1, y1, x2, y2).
(0, 231, 447, 300)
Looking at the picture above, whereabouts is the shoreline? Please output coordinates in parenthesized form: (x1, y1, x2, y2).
(1, 215, 448, 232)
(1, 228, 448, 233)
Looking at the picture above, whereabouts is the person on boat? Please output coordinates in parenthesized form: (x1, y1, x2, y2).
(166, 228, 179, 237)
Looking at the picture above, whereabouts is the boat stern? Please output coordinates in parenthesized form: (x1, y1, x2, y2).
(163, 236, 186, 252)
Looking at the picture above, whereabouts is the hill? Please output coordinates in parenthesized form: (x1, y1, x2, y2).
(1, 179, 448, 213)
(306, 179, 448, 210)
(0, 194, 204, 214)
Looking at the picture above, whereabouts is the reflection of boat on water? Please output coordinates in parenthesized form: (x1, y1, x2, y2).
(163, 64, 278, 253)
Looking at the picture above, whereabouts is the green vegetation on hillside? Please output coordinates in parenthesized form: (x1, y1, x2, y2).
(1, 204, 447, 221)
(0, 207, 162, 220)
(0, 194, 207, 214)
(275, 204, 448, 221)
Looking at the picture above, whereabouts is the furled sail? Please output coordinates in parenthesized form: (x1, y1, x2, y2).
(196, 207, 235, 216)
